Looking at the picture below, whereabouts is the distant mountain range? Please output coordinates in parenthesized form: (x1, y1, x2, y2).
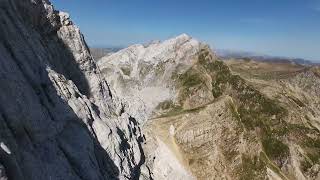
(91, 47, 318, 66)
(216, 49, 317, 65)
(90, 47, 123, 60)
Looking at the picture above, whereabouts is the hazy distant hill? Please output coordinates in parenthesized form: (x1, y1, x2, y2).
(90, 47, 122, 60)
(216, 49, 316, 65)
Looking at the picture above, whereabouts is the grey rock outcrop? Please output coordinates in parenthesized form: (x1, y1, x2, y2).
(0, 0, 149, 179)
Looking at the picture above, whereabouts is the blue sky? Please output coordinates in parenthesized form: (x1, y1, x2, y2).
(51, 0, 320, 61)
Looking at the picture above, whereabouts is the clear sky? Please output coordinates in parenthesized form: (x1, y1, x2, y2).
(51, 0, 320, 61)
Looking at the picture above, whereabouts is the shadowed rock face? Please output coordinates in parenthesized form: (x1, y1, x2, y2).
(0, 164, 6, 180)
(0, 0, 150, 179)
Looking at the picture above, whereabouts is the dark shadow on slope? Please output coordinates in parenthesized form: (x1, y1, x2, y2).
(117, 116, 149, 180)
(0, 0, 119, 179)
(14, 0, 91, 97)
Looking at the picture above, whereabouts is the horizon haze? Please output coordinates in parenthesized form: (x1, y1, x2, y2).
(52, 0, 320, 62)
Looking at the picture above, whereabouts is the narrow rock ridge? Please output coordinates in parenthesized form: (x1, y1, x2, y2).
(0, 0, 150, 179)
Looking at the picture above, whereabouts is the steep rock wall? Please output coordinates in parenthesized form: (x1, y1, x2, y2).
(0, 0, 149, 179)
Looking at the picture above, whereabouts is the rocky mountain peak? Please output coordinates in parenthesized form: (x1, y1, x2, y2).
(97, 34, 213, 120)
(170, 33, 192, 42)
(99, 34, 202, 65)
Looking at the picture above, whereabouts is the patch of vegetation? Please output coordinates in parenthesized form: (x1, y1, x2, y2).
(157, 105, 206, 119)
(300, 135, 320, 173)
(261, 136, 290, 160)
(156, 100, 175, 110)
(198, 51, 232, 98)
(300, 151, 320, 173)
(300, 148, 320, 172)
(227, 100, 241, 123)
(260, 152, 288, 180)
(154, 62, 166, 76)
(307, 152, 320, 164)
(236, 99, 287, 134)
(138, 62, 152, 78)
(301, 157, 313, 172)
(239, 154, 266, 180)
(157, 105, 183, 118)
(233, 95, 290, 162)
(178, 68, 203, 88)
(120, 67, 131, 76)
(304, 137, 320, 149)
(174, 65, 208, 105)
(210, 61, 231, 97)
(283, 125, 320, 173)
(156, 98, 207, 119)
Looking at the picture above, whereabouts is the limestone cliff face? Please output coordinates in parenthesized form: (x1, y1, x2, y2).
(0, 0, 150, 179)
